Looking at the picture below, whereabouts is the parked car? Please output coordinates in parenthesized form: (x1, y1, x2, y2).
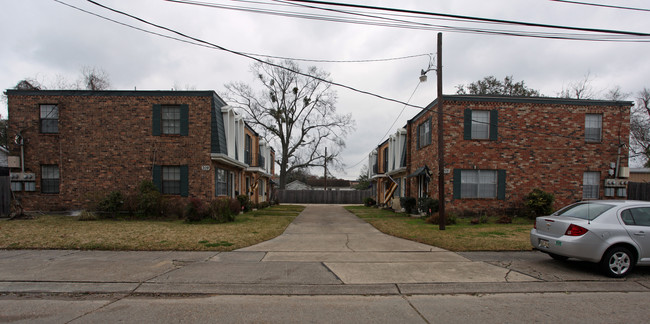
(530, 200, 650, 278)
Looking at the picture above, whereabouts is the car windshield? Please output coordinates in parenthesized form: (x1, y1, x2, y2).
(554, 202, 615, 220)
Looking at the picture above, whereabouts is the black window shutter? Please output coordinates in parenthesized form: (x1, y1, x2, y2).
(464, 109, 472, 140)
(497, 169, 506, 200)
(153, 165, 162, 192)
(180, 165, 189, 197)
(152, 104, 161, 136)
(180, 104, 189, 136)
(490, 109, 498, 141)
(453, 169, 462, 199)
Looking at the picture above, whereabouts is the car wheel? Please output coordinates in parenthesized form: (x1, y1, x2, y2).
(600, 247, 635, 278)
(548, 253, 569, 261)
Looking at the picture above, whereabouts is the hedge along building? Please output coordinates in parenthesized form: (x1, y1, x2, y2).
(5, 90, 274, 211)
(371, 95, 632, 214)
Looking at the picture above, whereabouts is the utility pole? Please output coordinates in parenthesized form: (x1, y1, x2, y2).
(436, 32, 445, 230)
(324, 147, 327, 202)
(419, 32, 445, 230)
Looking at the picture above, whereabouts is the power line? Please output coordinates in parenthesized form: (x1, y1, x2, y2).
(164, 0, 650, 42)
(345, 80, 422, 169)
(282, 0, 650, 36)
(55, 1, 629, 159)
(549, 0, 650, 12)
(75, 0, 425, 109)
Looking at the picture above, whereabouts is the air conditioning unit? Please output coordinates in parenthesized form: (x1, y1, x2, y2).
(619, 167, 630, 178)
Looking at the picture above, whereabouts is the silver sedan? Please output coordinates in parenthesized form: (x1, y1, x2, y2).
(530, 200, 650, 278)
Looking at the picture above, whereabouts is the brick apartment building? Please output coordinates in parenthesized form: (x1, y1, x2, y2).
(6, 90, 274, 211)
(369, 95, 632, 214)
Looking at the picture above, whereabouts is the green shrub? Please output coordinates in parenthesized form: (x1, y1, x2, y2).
(229, 198, 241, 215)
(399, 197, 416, 213)
(426, 212, 457, 225)
(210, 198, 236, 223)
(96, 191, 124, 218)
(364, 197, 376, 207)
(137, 181, 163, 217)
(524, 188, 555, 218)
(184, 198, 209, 222)
(237, 195, 252, 212)
(418, 197, 439, 216)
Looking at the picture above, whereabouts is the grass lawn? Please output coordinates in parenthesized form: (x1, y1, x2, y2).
(345, 205, 535, 251)
(0, 205, 304, 251)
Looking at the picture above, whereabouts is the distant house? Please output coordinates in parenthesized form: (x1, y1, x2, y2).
(286, 180, 312, 190)
(5, 90, 275, 211)
(630, 168, 650, 183)
(368, 95, 632, 213)
(305, 178, 353, 191)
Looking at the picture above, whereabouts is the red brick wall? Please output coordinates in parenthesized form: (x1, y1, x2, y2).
(7, 91, 217, 211)
(407, 98, 630, 214)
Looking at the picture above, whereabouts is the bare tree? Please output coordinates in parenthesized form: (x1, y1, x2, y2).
(80, 66, 111, 90)
(224, 60, 355, 189)
(632, 88, 650, 167)
(559, 72, 598, 99)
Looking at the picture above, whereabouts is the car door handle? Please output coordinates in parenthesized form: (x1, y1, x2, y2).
(633, 232, 645, 236)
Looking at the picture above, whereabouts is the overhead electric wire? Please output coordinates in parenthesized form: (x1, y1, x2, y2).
(54, 0, 628, 155)
(549, 0, 650, 12)
(282, 0, 650, 36)
(164, 0, 650, 42)
(346, 80, 422, 169)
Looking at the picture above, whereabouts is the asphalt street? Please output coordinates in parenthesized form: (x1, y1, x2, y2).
(1, 204, 649, 323)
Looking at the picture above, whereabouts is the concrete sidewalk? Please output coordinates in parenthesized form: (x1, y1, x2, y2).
(1, 205, 649, 296)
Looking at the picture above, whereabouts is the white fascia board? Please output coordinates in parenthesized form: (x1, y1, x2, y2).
(211, 153, 248, 169)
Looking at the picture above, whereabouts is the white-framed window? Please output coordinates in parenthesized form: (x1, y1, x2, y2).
(460, 170, 497, 198)
(40, 104, 59, 134)
(418, 174, 429, 198)
(162, 105, 181, 135)
(471, 110, 490, 140)
(585, 114, 602, 142)
(162, 166, 181, 195)
(216, 168, 228, 196)
(417, 119, 431, 148)
(583, 171, 600, 199)
(41, 165, 60, 194)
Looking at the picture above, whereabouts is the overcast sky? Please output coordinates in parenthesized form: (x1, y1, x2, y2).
(2, 0, 649, 178)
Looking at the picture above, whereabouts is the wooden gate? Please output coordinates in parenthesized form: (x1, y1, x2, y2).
(276, 189, 372, 204)
(628, 182, 650, 201)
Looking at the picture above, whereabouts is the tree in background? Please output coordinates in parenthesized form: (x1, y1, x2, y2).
(225, 60, 355, 189)
(558, 72, 597, 99)
(354, 165, 371, 190)
(81, 66, 111, 91)
(456, 75, 541, 96)
(632, 88, 650, 167)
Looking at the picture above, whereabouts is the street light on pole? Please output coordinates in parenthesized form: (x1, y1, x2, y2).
(419, 32, 445, 230)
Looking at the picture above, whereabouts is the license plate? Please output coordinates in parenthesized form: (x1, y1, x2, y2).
(539, 239, 550, 249)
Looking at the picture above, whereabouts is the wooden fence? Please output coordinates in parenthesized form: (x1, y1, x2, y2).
(276, 189, 373, 204)
(628, 182, 650, 201)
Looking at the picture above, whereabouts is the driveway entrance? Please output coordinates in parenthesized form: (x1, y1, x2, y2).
(238, 205, 535, 284)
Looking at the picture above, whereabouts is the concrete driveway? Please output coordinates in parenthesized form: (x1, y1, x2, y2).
(235, 204, 535, 284)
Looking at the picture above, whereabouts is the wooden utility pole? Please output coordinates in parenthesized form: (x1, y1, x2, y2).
(436, 32, 445, 230)
(324, 147, 327, 202)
